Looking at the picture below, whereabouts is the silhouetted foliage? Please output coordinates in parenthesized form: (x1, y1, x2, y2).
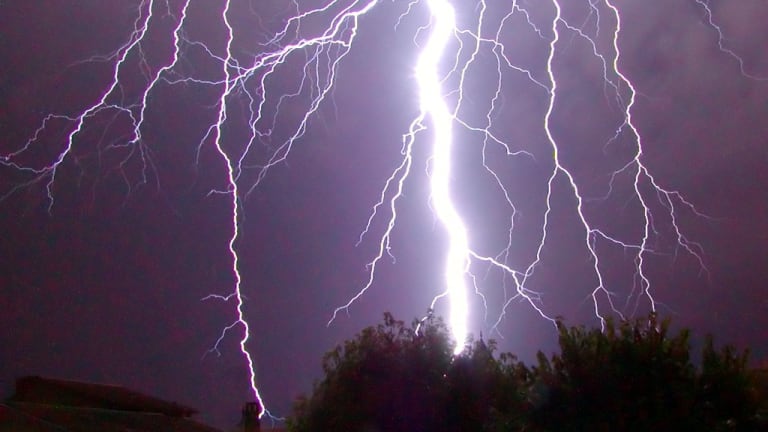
(442, 338, 530, 432)
(529, 314, 761, 432)
(697, 335, 762, 430)
(286, 312, 529, 432)
(287, 312, 763, 432)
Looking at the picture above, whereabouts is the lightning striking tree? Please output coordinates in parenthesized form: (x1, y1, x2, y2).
(3, 0, 763, 417)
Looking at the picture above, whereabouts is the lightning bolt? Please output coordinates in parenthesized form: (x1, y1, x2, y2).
(415, 0, 469, 354)
(4, 0, 763, 420)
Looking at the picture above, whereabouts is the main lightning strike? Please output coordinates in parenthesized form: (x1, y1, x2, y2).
(329, 0, 471, 352)
(4, 0, 762, 421)
(415, 0, 469, 354)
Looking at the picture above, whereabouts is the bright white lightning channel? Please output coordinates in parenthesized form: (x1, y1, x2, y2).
(416, 0, 470, 354)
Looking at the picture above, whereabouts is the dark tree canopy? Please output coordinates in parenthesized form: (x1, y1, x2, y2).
(529, 314, 761, 431)
(287, 313, 764, 432)
(287, 313, 528, 432)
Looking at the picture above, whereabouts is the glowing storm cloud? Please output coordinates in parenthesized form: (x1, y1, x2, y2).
(3, 0, 763, 419)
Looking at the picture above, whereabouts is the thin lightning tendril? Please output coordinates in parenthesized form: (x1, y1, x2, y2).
(3, 0, 762, 419)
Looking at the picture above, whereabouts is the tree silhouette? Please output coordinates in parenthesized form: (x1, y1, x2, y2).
(287, 312, 763, 432)
(442, 338, 529, 432)
(286, 313, 529, 432)
(528, 314, 761, 432)
(288, 313, 451, 431)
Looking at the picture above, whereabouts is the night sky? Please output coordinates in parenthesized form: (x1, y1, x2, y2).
(2, 0, 767, 429)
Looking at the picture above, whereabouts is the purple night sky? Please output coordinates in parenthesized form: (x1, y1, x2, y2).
(2, 1, 767, 428)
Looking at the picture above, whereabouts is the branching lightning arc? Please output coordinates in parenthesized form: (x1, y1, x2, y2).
(3, 0, 761, 418)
